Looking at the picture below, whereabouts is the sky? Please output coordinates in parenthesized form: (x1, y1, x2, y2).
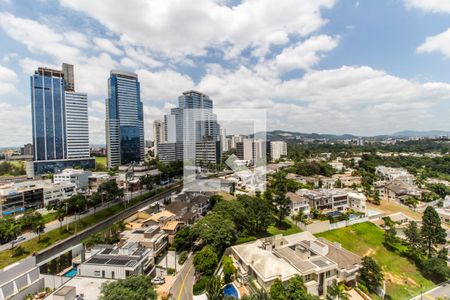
(0, 0, 450, 147)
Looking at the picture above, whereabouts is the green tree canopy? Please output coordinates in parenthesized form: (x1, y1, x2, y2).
(99, 275, 156, 300)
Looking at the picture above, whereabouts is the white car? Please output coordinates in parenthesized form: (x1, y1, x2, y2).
(151, 276, 165, 285)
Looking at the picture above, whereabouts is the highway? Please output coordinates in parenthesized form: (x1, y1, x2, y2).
(170, 255, 195, 300)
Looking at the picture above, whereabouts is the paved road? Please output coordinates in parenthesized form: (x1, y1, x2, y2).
(411, 281, 450, 300)
(0, 189, 156, 252)
(170, 256, 195, 300)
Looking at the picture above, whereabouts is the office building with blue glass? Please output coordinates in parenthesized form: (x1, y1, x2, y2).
(27, 64, 95, 177)
(105, 70, 144, 168)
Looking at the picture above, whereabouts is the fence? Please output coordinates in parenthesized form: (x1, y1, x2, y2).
(296, 216, 369, 234)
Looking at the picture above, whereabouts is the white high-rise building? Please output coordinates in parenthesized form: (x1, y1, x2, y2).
(65, 92, 90, 158)
(164, 114, 176, 143)
(153, 120, 166, 156)
(270, 141, 287, 161)
(220, 128, 228, 152)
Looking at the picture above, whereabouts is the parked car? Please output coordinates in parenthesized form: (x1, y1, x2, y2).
(151, 276, 165, 285)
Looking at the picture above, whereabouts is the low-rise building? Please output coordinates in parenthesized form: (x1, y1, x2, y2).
(286, 192, 310, 215)
(376, 180, 421, 202)
(88, 172, 115, 192)
(375, 166, 414, 183)
(78, 243, 152, 279)
(229, 232, 361, 297)
(296, 189, 349, 212)
(347, 192, 367, 214)
(436, 208, 450, 224)
(0, 181, 45, 216)
(53, 168, 92, 190)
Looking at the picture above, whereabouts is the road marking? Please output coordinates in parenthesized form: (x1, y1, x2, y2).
(176, 261, 193, 300)
(424, 295, 435, 300)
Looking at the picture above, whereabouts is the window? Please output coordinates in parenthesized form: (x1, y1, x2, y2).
(111, 271, 115, 279)
(94, 271, 101, 277)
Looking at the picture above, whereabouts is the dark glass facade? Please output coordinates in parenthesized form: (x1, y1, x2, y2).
(106, 71, 144, 167)
(31, 70, 66, 161)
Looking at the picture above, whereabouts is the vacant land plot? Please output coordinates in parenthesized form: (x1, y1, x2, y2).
(316, 222, 434, 300)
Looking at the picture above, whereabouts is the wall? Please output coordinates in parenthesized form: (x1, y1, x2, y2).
(297, 217, 369, 234)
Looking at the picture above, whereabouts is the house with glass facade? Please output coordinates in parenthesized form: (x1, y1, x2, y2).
(106, 70, 144, 168)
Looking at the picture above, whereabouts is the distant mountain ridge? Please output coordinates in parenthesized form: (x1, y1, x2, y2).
(391, 130, 450, 137)
(252, 130, 450, 141)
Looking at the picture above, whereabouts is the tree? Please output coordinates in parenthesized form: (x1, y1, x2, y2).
(140, 174, 156, 191)
(89, 192, 102, 214)
(209, 194, 223, 208)
(191, 213, 236, 252)
(372, 190, 380, 205)
(326, 282, 350, 300)
(206, 275, 224, 300)
(99, 275, 156, 300)
(292, 210, 306, 225)
(239, 195, 274, 234)
(222, 255, 236, 284)
(194, 246, 218, 276)
(284, 275, 309, 300)
(359, 256, 383, 293)
(421, 256, 450, 282)
(270, 278, 287, 300)
(5, 220, 22, 250)
(173, 227, 193, 251)
(273, 190, 291, 224)
(31, 212, 45, 241)
(404, 221, 422, 252)
(421, 207, 446, 257)
(55, 207, 66, 232)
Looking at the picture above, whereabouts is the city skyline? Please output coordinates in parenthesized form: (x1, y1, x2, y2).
(1, 0, 450, 147)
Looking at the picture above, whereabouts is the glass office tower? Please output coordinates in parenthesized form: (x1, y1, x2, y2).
(30, 67, 66, 161)
(106, 70, 144, 167)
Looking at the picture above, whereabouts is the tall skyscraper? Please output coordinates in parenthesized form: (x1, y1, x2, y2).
(159, 90, 221, 165)
(106, 70, 144, 168)
(31, 67, 66, 161)
(270, 141, 287, 161)
(152, 120, 165, 156)
(62, 63, 75, 92)
(28, 63, 94, 177)
(65, 91, 89, 158)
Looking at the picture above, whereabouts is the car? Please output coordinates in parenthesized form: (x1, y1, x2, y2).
(13, 236, 26, 243)
(151, 276, 165, 285)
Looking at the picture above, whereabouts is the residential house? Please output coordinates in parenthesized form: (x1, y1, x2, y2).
(229, 232, 361, 297)
(286, 192, 310, 216)
(78, 243, 152, 279)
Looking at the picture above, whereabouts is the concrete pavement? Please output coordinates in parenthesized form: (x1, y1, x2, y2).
(170, 256, 195, 300)
(410, 281, 450, 300)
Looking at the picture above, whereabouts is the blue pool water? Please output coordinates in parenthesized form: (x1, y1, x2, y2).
(63, 267, 78, 277)
(223, 283, 239, 299)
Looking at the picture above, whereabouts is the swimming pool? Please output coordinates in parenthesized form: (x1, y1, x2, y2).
(367, 209, 382, 217)
(223, 283, 239, 299)
(63, 267, 78, 277)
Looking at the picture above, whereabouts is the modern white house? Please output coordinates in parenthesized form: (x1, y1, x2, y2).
(78, 243, 152, 280)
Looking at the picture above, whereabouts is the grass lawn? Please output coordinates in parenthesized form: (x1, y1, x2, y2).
(267, 219, 302, 236)
(95, 156, 107, 168)
(316, 222, 434, 300)
(42, 211, 58, 224)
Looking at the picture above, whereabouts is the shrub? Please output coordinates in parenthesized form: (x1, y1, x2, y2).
(178, 251, 188, 265)
(193, 276, 210, 295)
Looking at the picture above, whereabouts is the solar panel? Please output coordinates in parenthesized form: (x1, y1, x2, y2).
(87, 257, 109, 265)
(106, 259, 129, 266)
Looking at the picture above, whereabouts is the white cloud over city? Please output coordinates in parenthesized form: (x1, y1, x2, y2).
(0, 0, 449, 146)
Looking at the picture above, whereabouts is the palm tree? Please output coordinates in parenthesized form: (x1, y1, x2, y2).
(206, 275, 224, 300)
(293, 210, 305, 226)
(326, 282, 350, 300)
(5, 221, 21, 250)
(250, 288, 270, 300)
(31, 213, 45, 241)
(56, 207, 66, 232)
